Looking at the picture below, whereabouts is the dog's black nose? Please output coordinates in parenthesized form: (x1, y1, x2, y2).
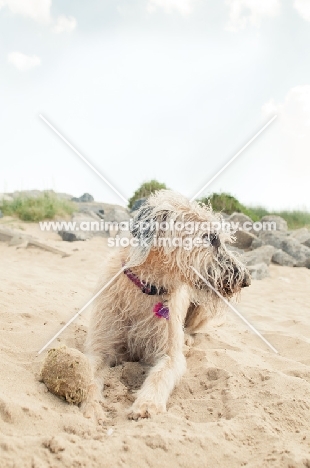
(242, 271, 251, 288)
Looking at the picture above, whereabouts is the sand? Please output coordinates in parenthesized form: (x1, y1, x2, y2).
(0, 219, 310, 468)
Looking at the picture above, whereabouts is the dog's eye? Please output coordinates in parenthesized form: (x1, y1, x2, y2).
(202, 233, 220, 248)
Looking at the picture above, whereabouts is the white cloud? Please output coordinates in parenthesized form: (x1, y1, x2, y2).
(147, 0, 194, 15)
(0, 0, 51, 23)
(52, 15, 77, 34)
(226, 0, 281, 31)
(293, 0, 310, 22)
(8, 51, 41, 71)
(0, 0, 76, 32)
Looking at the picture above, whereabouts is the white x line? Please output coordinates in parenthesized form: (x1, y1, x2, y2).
(39, 114, 128, 205)
(38, 266, 126, 355)
(190, 115, 277, 201)
(38, 113, 278, 354)
(190, 267, 278, 354)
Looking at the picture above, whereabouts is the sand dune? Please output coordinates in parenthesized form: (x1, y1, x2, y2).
(0, 222, 309, 467)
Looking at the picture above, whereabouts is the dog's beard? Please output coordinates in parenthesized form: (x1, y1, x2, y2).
(195, 252, 251, 298)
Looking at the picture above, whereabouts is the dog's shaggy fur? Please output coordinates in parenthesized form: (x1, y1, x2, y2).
(82, 190, 250, 421)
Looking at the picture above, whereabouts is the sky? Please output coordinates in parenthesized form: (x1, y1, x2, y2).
(1, 0, 310, 210)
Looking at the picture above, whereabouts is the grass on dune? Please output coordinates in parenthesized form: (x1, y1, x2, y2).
(0, 192, 76, 222)
(199, 193, 310, 230)
(1, 186, 309, 229)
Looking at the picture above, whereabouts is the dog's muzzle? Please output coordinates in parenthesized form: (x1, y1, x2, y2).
(208, 265, 251, 298)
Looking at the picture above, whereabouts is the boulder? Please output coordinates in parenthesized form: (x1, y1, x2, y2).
(259, 231, 310, 267)
(72, 212, 101, 222)
(241, 245, 276, 266)
(258, 231, 288, 249)
(58, 231, 90, 242)
(303, 238, 310, 249)
(226, 245, 245, 255)
(228, 213, 254, 235)
(58, 211, 109, 241)
(280, 238, 310, 267)
(289, 228, 310, 245)
(71, 193, 94, 203)
(250, 236, 264, 250)
(260, 215, 288, 231)
(104, 208, 130, 224)
(272, 250, 296, 267)
(230, 230, 258, 250)
(248, 263, 269, 280)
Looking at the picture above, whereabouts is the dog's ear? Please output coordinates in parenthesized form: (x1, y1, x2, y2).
(128, 205, 156, 266)
(130, 205, 156, 244)
(128, 205, 170, 266)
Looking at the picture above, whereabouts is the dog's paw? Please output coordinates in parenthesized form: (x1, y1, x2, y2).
(81, 400, 109, 425)
(127, 400, 166, 420)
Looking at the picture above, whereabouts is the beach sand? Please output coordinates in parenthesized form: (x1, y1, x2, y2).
(0, 220, 309, 467)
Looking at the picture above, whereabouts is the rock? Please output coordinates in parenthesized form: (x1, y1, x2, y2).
(272, 250, 296, 267)
(71, 193, 94, 203)
(104, 208, 130, 224)
(231, 230, 258, 250)
(130, 198, 147, 212)
(72, 212, 101, 223)
(104, 208, 131, 237)
(58, 230, 90, 242)
(260, 215, 288, 231)
(303, 238, 310, 249)
(226, 245, 245, 255)
(259, 231, 310, 267)
(289, 228, 310, 245)
(40, 346, 92, 405)
(258, 231, 288, 249)
(77, 205, 105, 220)
(241, 245, 276, 266)
(95, 209, 105, 219)
(228, 212, 254, 233)
(250, 237, 264, 250)
(248, 263, 269, 280)
(280, 238, 310, 267)
(58, 209, 110, 241)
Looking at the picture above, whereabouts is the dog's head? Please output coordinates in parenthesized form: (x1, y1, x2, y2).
(128, 190, 250, 298)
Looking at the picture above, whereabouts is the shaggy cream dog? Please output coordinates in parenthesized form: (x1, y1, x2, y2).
(82, 190, 250, 421)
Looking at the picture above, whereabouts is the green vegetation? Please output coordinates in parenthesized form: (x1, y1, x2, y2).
(199, 192, 310, 229)
(270, 210, 310, 230)
(199, 193, 256, 218)
(0, 192, 76, 222)
(2, 187, 309, 229)
(128, 180, 168, 209)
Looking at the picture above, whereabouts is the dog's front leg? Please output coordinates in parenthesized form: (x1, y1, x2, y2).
(128, 285, 190, 419)
(80, 354, 108, 424)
